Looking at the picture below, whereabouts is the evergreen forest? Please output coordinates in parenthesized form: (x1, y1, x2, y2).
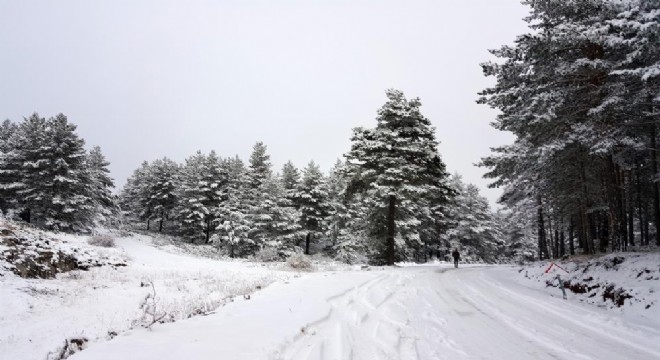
(1, 0, 658, 265)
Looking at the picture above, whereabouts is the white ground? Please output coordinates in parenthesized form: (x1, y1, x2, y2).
(3, 233, 660, 360)
(73, 267, 660, 360)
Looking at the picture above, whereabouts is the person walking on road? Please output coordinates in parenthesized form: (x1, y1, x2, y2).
(452, 248, 460, 268)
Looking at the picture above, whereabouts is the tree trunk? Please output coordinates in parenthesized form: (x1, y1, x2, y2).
(650, 124, 660, 246)
(147, 219, 151, 231)
(593, 214, 599, 248)
(569, 218, 575, 255)
(548, 216, 555, 259)
(159, 210, 164, 233)
(386, 195, 396, 265)
(537, 195, 548, 260)
(554, 228, 560, 259)
(644, 203, 651, 246)
(305, 232, 311, 255)
(600, 213, 609, 253)
(636, 163, 645, 246)
(205, 218, 210, 243)
(560, 230, 566, 257)
(627, 174, 634, 248)
(580, 161, 595, 254)
(22, 208, 31, 224)
(618, 169, 627, 252)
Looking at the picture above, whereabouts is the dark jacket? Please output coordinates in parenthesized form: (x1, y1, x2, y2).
(452, 250, 460, 260)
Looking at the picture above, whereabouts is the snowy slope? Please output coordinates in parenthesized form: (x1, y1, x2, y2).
(516, 253, 660, 322)
(0, 229, 295, 360)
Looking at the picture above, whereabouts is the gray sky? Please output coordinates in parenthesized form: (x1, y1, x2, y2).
(0, 0, 529, 207)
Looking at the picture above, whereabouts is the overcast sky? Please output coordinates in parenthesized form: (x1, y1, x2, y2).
(0, 0, 530, 207)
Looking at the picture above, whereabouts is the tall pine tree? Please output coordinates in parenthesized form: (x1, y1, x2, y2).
(345, 89, 453, 265)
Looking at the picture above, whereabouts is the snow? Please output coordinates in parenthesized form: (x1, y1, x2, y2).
(3, 229, 660, 360)
(0, 231, 293, 360)
(514, 252, 660, 323)
(65, 264, 660, 360)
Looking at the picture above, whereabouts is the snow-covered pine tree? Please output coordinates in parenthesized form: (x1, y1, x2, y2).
(497, 196, 538, 263)
(295, 161, 330, 254)
(215, 156, 251, 257)
(605, 1, 660, 246)
(40, 114, 95, 231)
(281, 160, 301, 206)
(2, 114, 110, 231)
(119, 161, 154, 229)
(247, 141, 271, 189)
(147, 158, 180, 233)
(86, 145, 116, 226)
(4, 113, 50, 224)
(443, 174, 503, 263)
(0, 119, 19, 214)
(245, 142, 302, 254)
(479, 0, 660, 255)
(324, 159, 349, 255)
(178, 151, 228, 243)
(242, 141, 274, 252)
(258, 174, 301, 254)
(196, 150, 228, 242)
(178, 151, 206, 241)
(0, 119, 17, 155)
(345, 89, 453, 265)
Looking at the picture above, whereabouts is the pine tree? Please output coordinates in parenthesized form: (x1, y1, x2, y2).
(479, 0, 660, 255)
(0, 119, 19, 213)
(240, 142, 302, 255)
(248, 141, 271, 189)
(345, 89, 453, 265)
(119, 161, 154, 229)
(281, 160, 301, 206)
(325, 159, 349, 253)
(40, 114, 95, 231)
(7, 113, 50, 224)
(257, 174, 301, 253)
(0, 119, 16, 153)
(215, 156, 251, 257)
(178, 151, 228, 243)
(295, 161, 330, 254)
(86, 145, 116, 225)
(443, 174, 503, 262)
(147, 158, 180, 232)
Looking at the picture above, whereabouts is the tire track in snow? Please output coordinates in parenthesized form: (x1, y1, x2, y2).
(273, 272, 423, 360)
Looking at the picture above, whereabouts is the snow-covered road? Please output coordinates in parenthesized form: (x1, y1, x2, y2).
(71, 266, 660, 360)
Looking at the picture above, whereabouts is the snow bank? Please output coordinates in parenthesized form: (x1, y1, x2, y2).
(517, 252, 660, 322)
(0, 220, 128, 278)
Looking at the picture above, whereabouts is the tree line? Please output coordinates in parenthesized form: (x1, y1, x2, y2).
(0, 91, 504, 265)
(118, 90, 503, 264)
(479, 0, 659, 260)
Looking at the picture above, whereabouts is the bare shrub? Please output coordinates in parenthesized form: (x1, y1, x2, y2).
(46, 337, 88, 360)
(134, 281, 170, 329)
(287, 253, 314, 271)
(87, 234, 115, 248)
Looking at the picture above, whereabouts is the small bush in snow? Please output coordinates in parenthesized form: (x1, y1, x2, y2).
(46, 337, 88, 360)
(287, 253, 313, 271)
(87, 234, 115, 247)
(255, 247, 281, 262)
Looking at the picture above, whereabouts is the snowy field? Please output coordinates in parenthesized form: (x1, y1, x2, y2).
(0, 229, 301, 360)
(2, 229, 660, 360)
